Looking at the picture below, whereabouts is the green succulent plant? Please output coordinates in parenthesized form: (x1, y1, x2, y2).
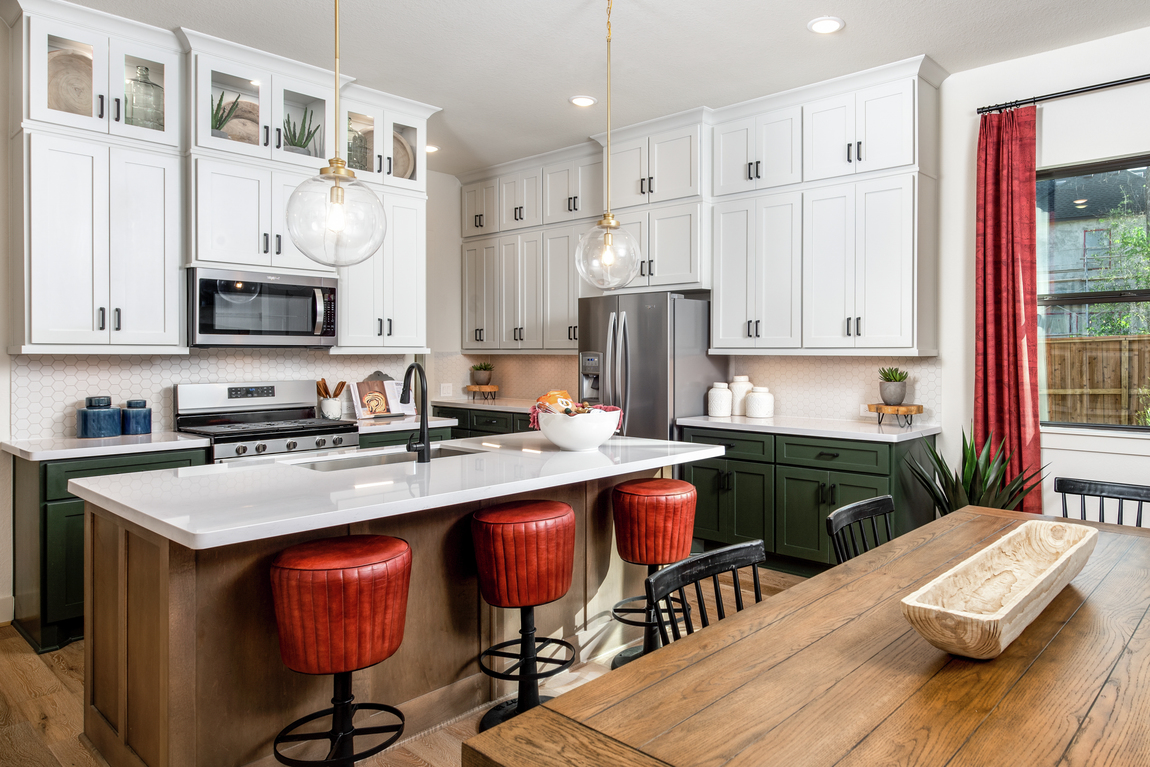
(283, 107, 322, 151)
(472, 362, 494, 371)
(879, 366, 910, 382)
(211, 91, 242, 131)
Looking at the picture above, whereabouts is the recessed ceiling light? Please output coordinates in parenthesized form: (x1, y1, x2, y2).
(570, 95, 597, 107)
(425, 145, 439, 153)
(807, 16, 845, 34)
(1073, 198, 1087, 204)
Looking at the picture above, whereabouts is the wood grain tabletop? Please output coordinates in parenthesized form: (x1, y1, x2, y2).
(463, 507, 1150, 767)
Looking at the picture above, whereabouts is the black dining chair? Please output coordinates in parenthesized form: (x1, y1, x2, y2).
(644, 540, 766, 646)
(826, 495, 896, 564)
(1054, 477, 1150, 527)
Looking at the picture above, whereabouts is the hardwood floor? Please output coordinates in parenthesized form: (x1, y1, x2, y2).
(0, 567, 804, 767)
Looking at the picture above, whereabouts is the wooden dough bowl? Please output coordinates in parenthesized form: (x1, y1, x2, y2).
(901, 520, 1097, 659)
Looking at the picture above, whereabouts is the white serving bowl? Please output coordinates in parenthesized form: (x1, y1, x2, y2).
(537, 409, 619, 451)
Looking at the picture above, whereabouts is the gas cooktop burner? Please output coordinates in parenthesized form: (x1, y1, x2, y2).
(182, 418, 356, 436)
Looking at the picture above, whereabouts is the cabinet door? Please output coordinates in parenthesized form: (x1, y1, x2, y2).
(461, 181, 495, 237)
(828, 472, 889, 516)
(648, 202, 700, 287)
(195, 54, 272, 159)
(270, 171, 336, 273)
(802, 184, 855, 348)
(729, 460, 775, 549)
(382, 195, 426, 348)
(712, 199, 756, 348)
(803, 92, 854, 181)
(337, 246, 383, 348)
(30, 135, 110, 344)
(756, 192, 803, 348)
(44, 499, 86, 623)
(855, 79, 914, 174)
(343, 100, 385, 183)
(649, 124, 700, 203)
(855, 175, 914, 348)
(271, 74, 334, 170)
(519, 232, 544, 349)
(606, 136, 647, 209)
(195, 158, 272, 266)
(775, 466, 832, 563)
(108, 38, 180, 146)
(383, 109, 426, 192)
(499, 175, 522, 231)
(757, 106, 802, 189)
(613, 210, 649, 289)
(29, 18, 109, 133)
(498, 236, 521, 348)
(480, 181, 500, 235)
(713, 117, 756, 197)
(684, 458, 728, 543)
(574, 156, 603, 219)
(543, 162, 574, 224)
(108, 148, 180, 346)
(519, 168, 543, 229)
(462, 239, 500, 350)
(543, 227, 578, 349)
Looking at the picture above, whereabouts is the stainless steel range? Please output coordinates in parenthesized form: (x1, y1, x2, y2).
(175, 381, 358, 462)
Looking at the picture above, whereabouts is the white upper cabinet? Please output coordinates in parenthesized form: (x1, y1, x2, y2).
(500, 169, 542, 231)
(611, 202, 702, 291)
(803, 183, 856, 347)
(194, 158, 272, 267)
(542, 156, 603, 225)
(461, 179, 499, 238)
(713, 108, 802, 197)
(269, 170, 335, 272)
(804, 79, 914, 181)
(462, 239, 500, 350)
(270, 73, 334, 170)
(336, 240, 382, 348)
(542, 227, 579, 349)
(339, 83, 434, 192)
(498, 233, 543, 349)
(712, 199, 756, 348)
(605, 125, 700, 209)
(381, 109, 426, 192)
(29, 17, 180, 146)
(606, 136, 647, 209)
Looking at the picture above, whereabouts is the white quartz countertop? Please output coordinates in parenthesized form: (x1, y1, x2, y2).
(2, 432, 211, 462)
(357, 415, 457, 434)
(676, 415, 940, 443)
(430, 398, 537, 414)
(67, 432, 722, 550)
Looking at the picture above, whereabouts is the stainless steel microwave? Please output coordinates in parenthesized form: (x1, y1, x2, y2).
(188, 268, 337, 348)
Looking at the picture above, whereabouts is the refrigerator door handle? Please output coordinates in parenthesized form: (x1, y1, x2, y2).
(604, 311, 617, 406)
(619, 311, 631, 436)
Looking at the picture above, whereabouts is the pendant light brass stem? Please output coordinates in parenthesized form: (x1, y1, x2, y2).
(598, 0, 618, 230)
(320, 0, 354, 179)
(333, 0, 340, 162)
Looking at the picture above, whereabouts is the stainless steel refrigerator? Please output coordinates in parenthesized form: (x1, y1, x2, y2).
(578, 292, 727, 440)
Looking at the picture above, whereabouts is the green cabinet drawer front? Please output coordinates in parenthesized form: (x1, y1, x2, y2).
(44, 498, 85, 623)
(682, 428, 773, 463)
(775, 466, 833, 564)
(432, 407, 469, 423)
(684, 459, 727, 543)
(452, 429, 475, 439)
(469, 411, 514, 433)
(730, 460, 774, 549)
(775, 436, 890, 476)
(45, 448, 209, 501)
(513, 413, 533, 433)
(359, 428, 451, 450)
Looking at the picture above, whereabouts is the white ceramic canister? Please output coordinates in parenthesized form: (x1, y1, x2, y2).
(729, 375, 753, 416)
(708, 382, 733, 417)
(746, 387, 775, 418)
(319, 398, 343, 419)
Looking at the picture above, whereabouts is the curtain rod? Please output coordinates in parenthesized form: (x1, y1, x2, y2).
(976, 72, 1150, 114)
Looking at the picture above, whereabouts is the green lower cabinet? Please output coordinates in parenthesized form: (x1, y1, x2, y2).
(44, 498, 85, 624)
(358, 428, 451, 450)
(775, 466, 889, 564)
(683, 459, 726, 541)
(513, 413, 533, 432)
(684, 458, 774, 549)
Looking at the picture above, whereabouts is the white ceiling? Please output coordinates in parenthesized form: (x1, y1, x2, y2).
(63, 0, 1150, 176)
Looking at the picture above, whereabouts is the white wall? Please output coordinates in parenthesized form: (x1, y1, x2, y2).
(425, 170, 461, 355)
(0, 17, 11, 623)
(937, 25, 1150, 513)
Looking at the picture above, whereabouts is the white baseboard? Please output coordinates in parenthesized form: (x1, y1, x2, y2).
(0, 595, 13, 624)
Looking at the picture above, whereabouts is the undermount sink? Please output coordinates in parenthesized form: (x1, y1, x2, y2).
(296, 445, 481, 472)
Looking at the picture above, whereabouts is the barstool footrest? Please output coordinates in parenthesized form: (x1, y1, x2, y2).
(273, 701, 404, 767)
(479, 637, 575, 683)
(611, 594, 690, 629)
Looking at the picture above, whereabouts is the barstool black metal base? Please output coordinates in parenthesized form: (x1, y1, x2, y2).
(273, 670, 404, 767)
(610, 564, 690, 669)
(478, 606, 575, 732)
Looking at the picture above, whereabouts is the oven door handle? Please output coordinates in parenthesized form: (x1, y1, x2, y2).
(313, 289, 324, 335)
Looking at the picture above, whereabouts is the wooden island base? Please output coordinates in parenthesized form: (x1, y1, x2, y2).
(83, 470, 657, 767)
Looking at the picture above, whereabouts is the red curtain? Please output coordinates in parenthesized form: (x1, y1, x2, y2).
(975, 105, 1042, 514)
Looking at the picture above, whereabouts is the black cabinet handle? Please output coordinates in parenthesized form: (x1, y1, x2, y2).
(640, 178, 646, 194)
(387, 318, 393, 336)
(98, 307, 106, 330)
(640, 261, 646, 276)
(574, 325, 578, 340)
(747, 320, 753, 337)
(263, 233, 269, 253)
(573, 195, 578, 211)
(648, 176, 654, 193)
(827, 484, 837, 505)
(847, 142, 852, 163)
(264, 126, 270, 146)
(276, 128, 282, 149)
(475, 214, 480, 228)
(755, 320, 761, 337)
(748, 162, 754, 181)
(377, 155, 383, 173)
(113, 308, 121, 331)
(479, 328, 484, 341)
(113, 98, 120, 122)
(755, 161, 761, 179)
(846, 317, 852, 336)
(816, 451, 840, 460)
(513, 207, 519, 221)
(479, 214, 484, 227)
(819, 482, 827, 504)
(856, 141, 862, 161)
(388, 156, 393, 175)
(568, 197, 573, 212)
(648, 259, 654, 276)
(856, 316, 862, 336)
(378, 319, 384, 336)
(97, 95, 104, 119)
(275, 234, 282, 255)
(519, 205, 524, 219)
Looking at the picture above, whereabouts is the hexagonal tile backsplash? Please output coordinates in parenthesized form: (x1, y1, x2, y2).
(10, 350, 409, 439)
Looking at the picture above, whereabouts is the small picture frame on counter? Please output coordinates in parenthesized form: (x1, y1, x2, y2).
(352, 380, 392, 419)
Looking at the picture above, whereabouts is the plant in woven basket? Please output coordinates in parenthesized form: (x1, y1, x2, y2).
(879, 366, 910, 382)
(906, 425, 1045, 515)
(211, 91, 242, 131)
(283, 107, 322, 152)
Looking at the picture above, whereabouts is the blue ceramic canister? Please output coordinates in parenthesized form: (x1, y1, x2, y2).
(77, 396, 122, 438)
(121, 399, 152, 435)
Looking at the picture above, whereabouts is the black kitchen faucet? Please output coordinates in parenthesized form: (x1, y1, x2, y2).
(400, 362, 431, 463)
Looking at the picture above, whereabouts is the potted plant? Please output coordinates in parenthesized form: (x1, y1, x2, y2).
(471, 362, 493, 386)
(283, 107, 322, 156)
(906, 426, 1045, 516)
(211, 91, 241, 139)
(878, 366, 909, 406)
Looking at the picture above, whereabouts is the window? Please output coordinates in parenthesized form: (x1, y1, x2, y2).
(1037, 158, 1150, 428)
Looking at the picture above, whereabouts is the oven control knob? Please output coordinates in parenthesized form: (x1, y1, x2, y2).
(234, 445, 248, 455)
(333, 436, 344, 446)
(255, 443, 267, 454)
(286, 440, 298, 451)
(316, 438, 327, 448)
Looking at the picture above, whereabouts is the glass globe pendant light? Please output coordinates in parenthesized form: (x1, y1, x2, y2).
(285, 0, 385, 268)
(575, 0, 642, 290)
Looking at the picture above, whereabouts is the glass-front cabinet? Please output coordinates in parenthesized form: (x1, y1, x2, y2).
(341, 99, 384, 182)
(339, 88, 427, 192)
(383, 110, 424, 192)
(271, 74, 334, 170)
(28, 16, 180, 146)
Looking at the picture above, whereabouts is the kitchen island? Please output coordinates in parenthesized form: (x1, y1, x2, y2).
(67, 432, 722, 767)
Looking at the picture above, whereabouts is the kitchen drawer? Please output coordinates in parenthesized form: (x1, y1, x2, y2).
(513, 413, 533, 433)
(681, 427, 774, 464)
(44, 448, 210, 501)
(432, 406, 470, 423)
(774, 436, 889, 476)
(358, 428, 451, 450)
(469, 410, 514, 434)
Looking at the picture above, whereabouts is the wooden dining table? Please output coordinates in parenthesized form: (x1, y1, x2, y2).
(462, 506, 1150, 767)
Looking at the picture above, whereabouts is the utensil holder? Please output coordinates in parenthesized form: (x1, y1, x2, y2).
(319, 398, 343, 420)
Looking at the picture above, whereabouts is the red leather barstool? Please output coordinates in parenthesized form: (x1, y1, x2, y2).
(472, 500, 576, 731)
(610, 478, 697, 668)
(270, 535, 411, 767)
